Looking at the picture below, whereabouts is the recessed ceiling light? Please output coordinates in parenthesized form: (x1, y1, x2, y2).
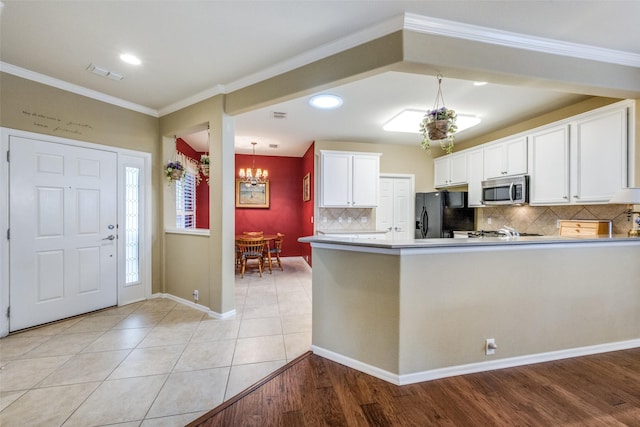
(309, 94, 343, 110)
(120, 53, 141, 65)
(473, 81, 488, 86)
(384, 109, 481, 134)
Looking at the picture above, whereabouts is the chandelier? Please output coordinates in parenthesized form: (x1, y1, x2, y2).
(238, 142, 268, 186)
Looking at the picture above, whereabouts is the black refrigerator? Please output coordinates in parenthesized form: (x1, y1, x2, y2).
(415, 191, 475, 238)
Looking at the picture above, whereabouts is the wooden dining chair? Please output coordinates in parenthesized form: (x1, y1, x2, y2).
(237, 237, 265, 278)
(243, 231, 264, 236)
(269, 233, 285, 271)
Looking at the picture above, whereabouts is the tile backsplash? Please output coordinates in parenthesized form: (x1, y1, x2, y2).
(317, 208, 376, 232)
(476, 204, 631, 236)
(318, 204, 633, 236)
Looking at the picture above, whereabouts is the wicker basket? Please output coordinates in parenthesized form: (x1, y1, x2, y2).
(170, 169, 184, 180)
(427, 120, 450, 141)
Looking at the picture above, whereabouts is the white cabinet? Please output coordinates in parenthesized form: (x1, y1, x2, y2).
(528, 105, 629, 205)
(434, 153, 467, 187)
(320, 151, 381, 207)
(571, 107, 628, 203)
(466, 148, 484, 207)
(528, 125, 570, 205)
(483, 136, 527, 179)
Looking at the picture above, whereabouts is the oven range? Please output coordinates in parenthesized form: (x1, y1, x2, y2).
(453, 230, 542, 238)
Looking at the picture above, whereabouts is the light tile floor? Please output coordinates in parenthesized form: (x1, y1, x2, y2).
(0, 257, 312, 426)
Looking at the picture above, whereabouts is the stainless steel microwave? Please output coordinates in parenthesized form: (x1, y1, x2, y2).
(481, 175, 528, 205)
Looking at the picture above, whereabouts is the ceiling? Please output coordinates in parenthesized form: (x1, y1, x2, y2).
(2, 1, 639, 157)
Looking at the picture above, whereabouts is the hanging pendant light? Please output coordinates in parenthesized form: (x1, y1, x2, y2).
(238, 142, 268, 186)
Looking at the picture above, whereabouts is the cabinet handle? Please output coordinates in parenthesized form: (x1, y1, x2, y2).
(563, 196, 568, 199)
(573, 195, 579, 199)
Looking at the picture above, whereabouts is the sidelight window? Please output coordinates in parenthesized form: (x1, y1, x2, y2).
(124, 166, 140, 285)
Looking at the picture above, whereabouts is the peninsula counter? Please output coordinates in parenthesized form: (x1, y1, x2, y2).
(299, 235, 640, 385)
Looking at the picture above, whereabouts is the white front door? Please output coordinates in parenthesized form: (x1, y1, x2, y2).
(9, 136, 118, 331)
(378, 175, 414, 240)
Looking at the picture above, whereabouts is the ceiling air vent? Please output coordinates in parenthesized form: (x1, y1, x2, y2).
(269, 144, 279, 149)
(272, 111, 287, 120)
(87, 63, 124, 81)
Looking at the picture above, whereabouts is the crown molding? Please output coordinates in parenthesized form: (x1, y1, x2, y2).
(158, 14, 405, 117)
(157, 84, 226, 117)
(4, 12, 638, 118)
(0, 62, 159, 117)
(404, 13, 640, 68)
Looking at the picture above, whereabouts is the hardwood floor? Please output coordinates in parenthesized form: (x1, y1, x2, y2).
(188, 348, 640, 426)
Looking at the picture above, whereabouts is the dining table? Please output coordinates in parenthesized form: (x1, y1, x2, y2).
(235, 234, 278, 273)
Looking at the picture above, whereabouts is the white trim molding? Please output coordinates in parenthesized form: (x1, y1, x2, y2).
(6, 13, 638, 118)
(152, 293, 237, 320)
(404, 13, 640, 68)
(0, 62, 158, 117)
(313, 339, 640, 386)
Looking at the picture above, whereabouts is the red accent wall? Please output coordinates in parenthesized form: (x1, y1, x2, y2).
(300, 143, 315, 266)
(235, 153, 310, 258)
(176, 138, 209, 229)
(177, 138, 314, 260)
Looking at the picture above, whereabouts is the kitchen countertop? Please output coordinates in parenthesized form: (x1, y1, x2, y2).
(300, 234, 640, 250)
(307, 231, 640, 386)
(316, 230, 389, 234)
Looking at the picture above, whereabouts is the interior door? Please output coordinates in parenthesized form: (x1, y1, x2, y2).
(378, 176, 413, 240)
(9, 136, 117, 331)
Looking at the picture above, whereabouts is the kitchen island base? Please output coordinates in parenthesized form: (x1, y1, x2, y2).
(308, 239, 640, 385)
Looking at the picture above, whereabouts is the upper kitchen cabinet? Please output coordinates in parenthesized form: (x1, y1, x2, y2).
(466, 148, 484, 207)
(434, 152, 467, 188)
(571, 105, 629, 203)
(528, 124, 571, 205)
(483, 136, 528, 179)
(528, 101, 631, 205)
(319, 150, 381, 207)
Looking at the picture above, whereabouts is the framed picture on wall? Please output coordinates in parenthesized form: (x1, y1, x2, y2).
(236, 179, 270, 208)
(303, 173, 310, 202)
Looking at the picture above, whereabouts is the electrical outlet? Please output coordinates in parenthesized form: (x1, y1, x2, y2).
(347, 217, 353, 223)
(557, 219, 561, 228)
(487, 217, 492, 225)
(193, 290, 199, 302)
(485, 338, 497, 355)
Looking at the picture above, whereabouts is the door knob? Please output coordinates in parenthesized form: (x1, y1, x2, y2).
(102, 235, 116, 241)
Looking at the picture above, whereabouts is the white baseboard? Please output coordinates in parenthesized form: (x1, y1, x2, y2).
(151, 293, 236, 319)
(311, 346, 402, 385)
(312, 338, 640, 386)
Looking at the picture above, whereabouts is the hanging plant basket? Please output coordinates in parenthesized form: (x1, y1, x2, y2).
(170, 169, 184, 180)
(199, 154, 210, 185)
(427, 120, 450, 141)
(165, 161, 185, 184)
(419, 74, 457, 155)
